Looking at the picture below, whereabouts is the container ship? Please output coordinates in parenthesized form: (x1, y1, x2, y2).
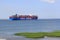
(9, 14, 38, 20)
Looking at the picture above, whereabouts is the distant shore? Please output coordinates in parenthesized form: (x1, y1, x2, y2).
(14, 31, 60, 38)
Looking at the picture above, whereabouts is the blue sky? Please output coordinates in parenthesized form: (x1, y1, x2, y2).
(0, 0, 60, 19)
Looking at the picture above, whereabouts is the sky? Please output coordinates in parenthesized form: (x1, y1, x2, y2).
(0, 0, 60, 19)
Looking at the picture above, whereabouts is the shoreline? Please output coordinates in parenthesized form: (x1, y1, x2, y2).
(0, 35, 60, 40)
(0, 32, 60, 40)
(14, 31, 60, 38)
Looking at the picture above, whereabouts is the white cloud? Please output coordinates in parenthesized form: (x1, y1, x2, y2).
(40, 0, 55, 3)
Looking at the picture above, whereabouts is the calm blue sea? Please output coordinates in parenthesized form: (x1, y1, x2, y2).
(0, 19, 60, 35)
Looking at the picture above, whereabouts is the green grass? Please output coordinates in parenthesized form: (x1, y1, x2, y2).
(14, 31, 60, 38)
(47, 32, 60, 37)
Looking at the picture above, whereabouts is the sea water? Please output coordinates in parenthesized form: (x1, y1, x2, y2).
(0, 19, 60, 35)
(0, 19, 60, 40)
